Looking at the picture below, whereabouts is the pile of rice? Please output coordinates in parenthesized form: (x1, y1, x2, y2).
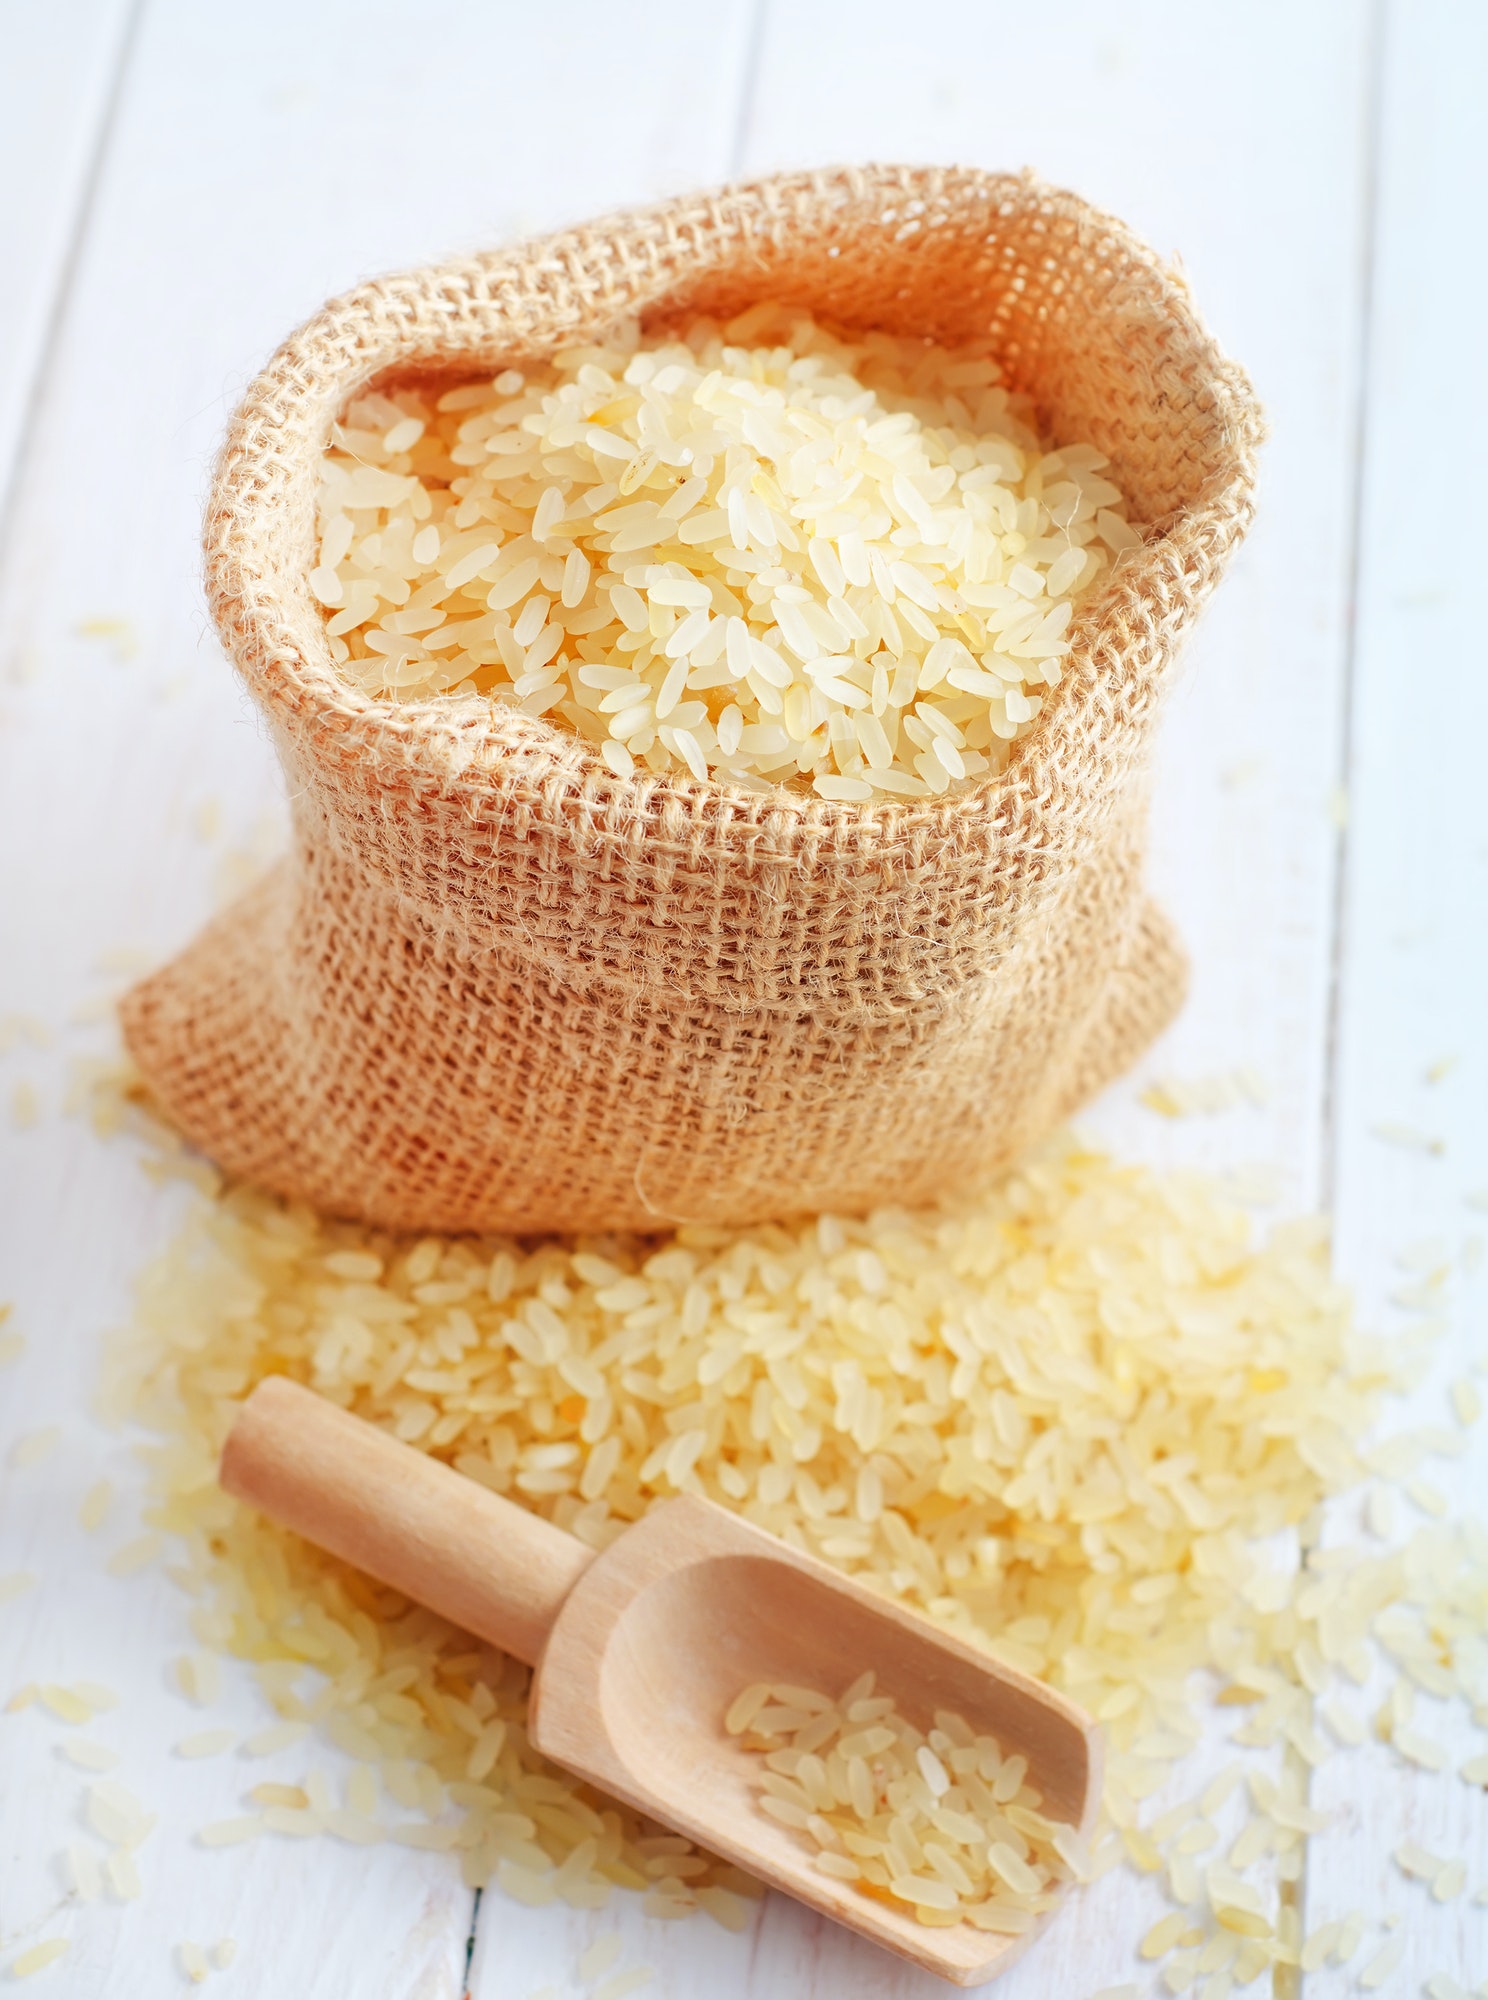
(727, 1674, 1073, 1930)
(102, 1121, 1488, 1984)
(312, 305, 1136, 798)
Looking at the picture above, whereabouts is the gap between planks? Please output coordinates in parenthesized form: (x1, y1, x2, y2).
(1289, 4, 1390, 1995)
(0, 0, 148, 559)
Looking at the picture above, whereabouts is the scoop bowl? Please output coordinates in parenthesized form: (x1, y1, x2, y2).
(221, 1376, 1100, 1986)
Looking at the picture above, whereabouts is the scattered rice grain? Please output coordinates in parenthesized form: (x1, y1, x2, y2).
(176, 1730, 235, 1759)
(8, 1426, 60, 1469)
(9, 1941, 68, 1979)
(593, 1970, 654, 2000)
(77, 1479, 114, 1531)
(578, 1935, 623, 1982)
(106, 1533, 163, 1577)
(198, 1817, 263, 1848)
(65, 1844, 101, 1901)
(177, 1941, 209, 1984)
(57, 1739, 118, 1771)
(38, 1686, 91, 1725)
(104, 1849, 142, 1899)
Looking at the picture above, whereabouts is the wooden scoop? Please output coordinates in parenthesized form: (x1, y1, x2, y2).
(221, 1377, 1100, 1987)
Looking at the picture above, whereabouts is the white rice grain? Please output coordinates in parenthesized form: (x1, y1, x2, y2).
(1360, 1935, 1406, 1988)
(57, 1739, 118, 1772)
(106, 1534, 163, 1577)
(198, 1817, 264, 1848)
(577, 1934, 622, 1982)
(65, 1844, 102, 1901)
(104, 1850, 142, 1900)
(8, 1426, 60, 1468)
(593, 1970, 655, 2000)
(176, 1730, 236, 1759)
(177, 1941, 210, 1984)
(77, 1479, 114, 1531)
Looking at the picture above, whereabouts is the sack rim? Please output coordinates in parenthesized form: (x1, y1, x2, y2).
(203, 162, 1264, 843)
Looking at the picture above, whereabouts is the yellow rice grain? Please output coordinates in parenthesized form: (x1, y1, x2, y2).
(10, 1941, 69, 1979)
(104, 1123, 1488, 1955)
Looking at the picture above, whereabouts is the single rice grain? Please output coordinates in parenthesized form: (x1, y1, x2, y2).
(10, 1940, 69, 1979)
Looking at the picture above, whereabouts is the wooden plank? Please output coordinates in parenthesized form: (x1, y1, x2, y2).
(0, 2, 756, 1993)
(469, 2, 1375, 1992)
(0, 0, 137, 508)
(1301, 0, 1488, 1987)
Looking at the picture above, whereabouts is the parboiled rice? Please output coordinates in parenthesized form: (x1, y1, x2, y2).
(104, 1849, 142, 1900)
(726, 1672, 1070, 1928)
(577, 1934, 623, 1981)
(9, 1940, 69, 1979)
(58, 1737, 119, 1772)
(103, 1117, 1488, 1978)
(78, 1477, 115, 1530)
(592, 1968, 655, 2000)
(177, 1941, 209, 1984)
(9, 1425, 60, 1469)
(66, 1842, 102, 1902)
(38, 1685, 93, 1725)
(175, 1728, 236, 1759)
(314, 306, 1134, 799)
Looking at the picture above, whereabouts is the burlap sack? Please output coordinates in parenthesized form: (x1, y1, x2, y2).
(121, 165, 1262, 1235)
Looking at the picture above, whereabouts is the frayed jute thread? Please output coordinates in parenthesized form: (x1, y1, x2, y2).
(122, 164, 1262, 1232)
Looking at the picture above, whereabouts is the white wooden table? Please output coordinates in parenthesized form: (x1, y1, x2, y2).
(1, 3, 1484, 1994)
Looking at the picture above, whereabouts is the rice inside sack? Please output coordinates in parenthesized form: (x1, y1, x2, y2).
(312, 308, 1136, 800)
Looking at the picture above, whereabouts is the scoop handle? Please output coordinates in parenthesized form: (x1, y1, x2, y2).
(220, 1375, 593, 1666)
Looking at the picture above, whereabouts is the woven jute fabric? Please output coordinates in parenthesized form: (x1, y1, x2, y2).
(121, 165, 1262, 1234)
